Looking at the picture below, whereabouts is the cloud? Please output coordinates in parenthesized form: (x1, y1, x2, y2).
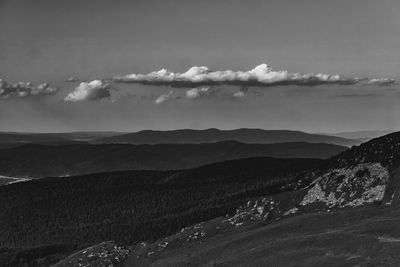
(0, 79, 58, 99)
(65, 77, 80, 82)
(155, 90, 174, 104)
(64, 80, 111, 102)
(185, 87, 215, 99)
(366, 78, 396, 86)
(113, 63, 373, 88)
(233, 87, 249, 97)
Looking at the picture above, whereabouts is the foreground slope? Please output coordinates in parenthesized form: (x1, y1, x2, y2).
(0, 141, 344, 177)
(127, 205, 400, 266)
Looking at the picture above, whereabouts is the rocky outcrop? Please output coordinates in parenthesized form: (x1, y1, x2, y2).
(300, 163, 388, 208)
(226, 162, 391, 226)
(53, 241, 129, 267)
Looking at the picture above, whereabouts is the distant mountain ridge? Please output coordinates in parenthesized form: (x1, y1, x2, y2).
(0, 141, 346, 178)
(0, 132, 77, 145)
(0, 132, 122, 147)
(93, 128, 358, 147)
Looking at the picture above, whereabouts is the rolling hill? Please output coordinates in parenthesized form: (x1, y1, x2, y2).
(0, 141, 346, 178)
(94, 128, 358, 146)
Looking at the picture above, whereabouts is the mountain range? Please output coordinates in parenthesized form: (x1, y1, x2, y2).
(93, 128, 358, 146)
(0, 129, 360, 149)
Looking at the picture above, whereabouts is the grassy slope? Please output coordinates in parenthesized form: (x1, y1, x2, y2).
(129, 205, 400, 266)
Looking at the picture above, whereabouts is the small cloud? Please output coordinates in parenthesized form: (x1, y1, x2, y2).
(155, 90, 174, 104)
(64, 80, 111, 102)
(185, 87, 214, 99)
(114, 63, 374, 88)
(32, 83, 58, 96)
(367, 78, 396, 86)
(233, 87, 249, 97)
(65, 77, 80, 83)
(0, 79, 58, 99)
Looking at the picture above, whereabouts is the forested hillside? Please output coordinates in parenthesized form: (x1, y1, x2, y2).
(0, 157, 320, 266)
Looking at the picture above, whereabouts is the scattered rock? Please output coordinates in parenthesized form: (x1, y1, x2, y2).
(53, 241, 130, 267)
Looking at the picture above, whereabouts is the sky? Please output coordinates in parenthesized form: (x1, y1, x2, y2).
(0, 0, 400, 133)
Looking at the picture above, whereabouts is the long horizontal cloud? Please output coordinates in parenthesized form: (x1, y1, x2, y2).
(0, 79, 58, 98)
(64, 80, 111, 102)
(113, 63, 378, 88)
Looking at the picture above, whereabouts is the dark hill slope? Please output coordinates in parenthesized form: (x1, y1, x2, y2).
(321, 131, 400, 171)
(0, 141, 344, 177)
(164, 157, 320, 184)
(94, 128, 358, 146)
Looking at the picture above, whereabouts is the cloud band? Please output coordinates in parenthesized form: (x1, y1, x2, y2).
(113, 63, 368, 88)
